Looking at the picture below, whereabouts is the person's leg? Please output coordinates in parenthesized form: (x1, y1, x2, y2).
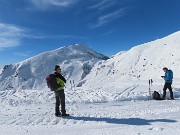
(55, 94, 61, 116)
(167, 83, 174, 99)
(58, 90, 66, 115)
(162, 83, 168, 99)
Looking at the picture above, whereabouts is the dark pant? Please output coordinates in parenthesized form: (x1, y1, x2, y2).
(163, 82, 174, 98)
(54, 90, 66, 115)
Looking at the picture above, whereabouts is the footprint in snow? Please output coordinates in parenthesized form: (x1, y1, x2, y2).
(149, 127, 164, 131)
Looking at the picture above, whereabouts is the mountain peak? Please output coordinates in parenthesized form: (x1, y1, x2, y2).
(52, 44, 109, 60)
(0, 44, 108, 90)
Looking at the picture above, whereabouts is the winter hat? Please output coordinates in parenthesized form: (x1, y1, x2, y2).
(163, 67, 168, 70)
(55, 65, 60, 71)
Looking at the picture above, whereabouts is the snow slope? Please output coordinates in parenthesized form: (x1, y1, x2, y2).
(82, 31, 180, 89)
(0, 44, 109, 91)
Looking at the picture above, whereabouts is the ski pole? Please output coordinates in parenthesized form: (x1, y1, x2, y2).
(151, 79, 153, 86)
(70, 80, 73, 91)
(73, 80, 75, 91)
(149, 79, 151, 100)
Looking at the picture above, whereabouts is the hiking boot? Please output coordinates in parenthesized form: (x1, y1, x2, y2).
(55, 113, 62, 117)
(161, 97, 166, 100)
(169, 97, 174, 100)
(62, 113, 70, 118)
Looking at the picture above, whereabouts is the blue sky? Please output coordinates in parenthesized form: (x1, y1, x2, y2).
(0, 0, 180, 67)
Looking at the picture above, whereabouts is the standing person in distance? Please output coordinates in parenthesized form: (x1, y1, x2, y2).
(161, 67, 174, 100)
(54, 65, 69, 117)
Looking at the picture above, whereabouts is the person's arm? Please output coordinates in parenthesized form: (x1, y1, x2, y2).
(60, 74, 66, 83)
(52, 75, 58, 90)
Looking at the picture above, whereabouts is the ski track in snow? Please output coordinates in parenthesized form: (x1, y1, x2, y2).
(114, 84, 139, 99)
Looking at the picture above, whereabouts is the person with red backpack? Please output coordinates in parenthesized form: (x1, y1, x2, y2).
(46, 65, 69, 117)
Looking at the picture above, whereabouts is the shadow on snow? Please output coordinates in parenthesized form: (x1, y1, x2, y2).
(68, 116, 177, 125)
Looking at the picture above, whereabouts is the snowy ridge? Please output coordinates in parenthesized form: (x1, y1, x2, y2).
(0, 44, 109, 91)
(82, 31, 180, 89)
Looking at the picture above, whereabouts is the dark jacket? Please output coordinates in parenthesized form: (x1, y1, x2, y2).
(53, 72, 66, 91)
(47, 72, 66, 91)
(54, 72, 66, 83)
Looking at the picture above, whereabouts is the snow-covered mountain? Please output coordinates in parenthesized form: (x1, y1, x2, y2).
(1, 31, 180, 91)
(0, 68, 2, 74)
(82, 31, 180, 88)
(0, 44, 109, 91)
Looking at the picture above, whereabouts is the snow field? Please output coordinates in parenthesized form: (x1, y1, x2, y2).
(0, 80, 180, 135)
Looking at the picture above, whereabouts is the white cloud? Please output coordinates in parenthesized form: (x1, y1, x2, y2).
(88, 0, 116, 10)
(0, 23, 25, 50)
(52, 34, 89, 39)
(30, 0, 79, 10)
(103, 30, 115, 36)
(90, 8, 127, 29)
(0, 22, 87, 51)
(13, 52, 29, 57)
(23, 33, 88, 39)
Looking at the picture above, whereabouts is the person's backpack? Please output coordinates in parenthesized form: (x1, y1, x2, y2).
(168, 70, 173, 80)
(46, 74, 57, 91)
(152, 91, 161, 100)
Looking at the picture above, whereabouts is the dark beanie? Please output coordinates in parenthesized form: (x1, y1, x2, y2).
(163, 67, 168, 70)
(55, 65, 60, 71)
